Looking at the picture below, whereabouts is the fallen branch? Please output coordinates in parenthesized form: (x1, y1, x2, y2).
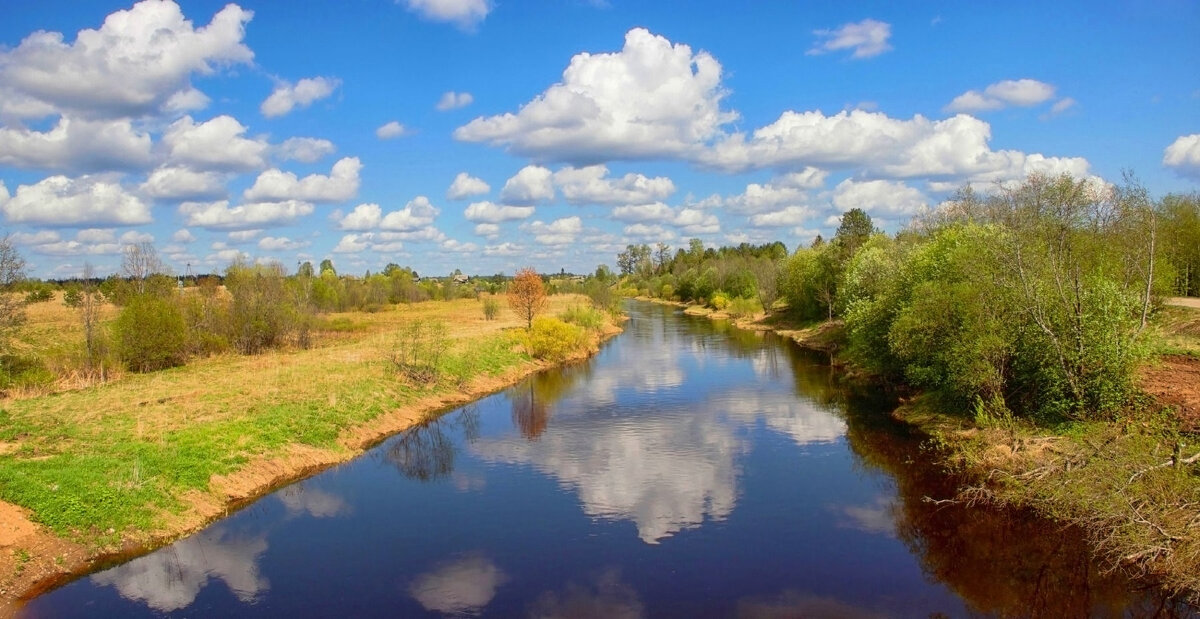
(1127, 450, 1200, 485)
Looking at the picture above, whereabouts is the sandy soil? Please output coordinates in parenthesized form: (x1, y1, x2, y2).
(0, 312, 623, 617)
(1166, 297, 1200, 309)
(1140, 354, 1200, 433)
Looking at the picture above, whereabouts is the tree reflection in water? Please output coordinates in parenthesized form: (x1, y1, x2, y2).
(386, 405, 479, 481)
(510, 366, 587, 440)
(840, 402, 1194, 617)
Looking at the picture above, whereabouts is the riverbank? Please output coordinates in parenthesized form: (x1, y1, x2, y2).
(638, 295, 1200, 603)
(0, 295, 623, 615)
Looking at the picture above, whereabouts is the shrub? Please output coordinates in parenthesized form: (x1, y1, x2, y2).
(391, 320, 448, 384)
(710, 291, 731, 310)
(726, 296, 762, 318)
(114, 295, 188, 372)
(482, 296, 499, 320)
(659, 283, 674, 301)
(23, 287, 53, 304)
(523, 316, 585, 362)
(0, 354, 55, 391)
(559, 304, 604, 331)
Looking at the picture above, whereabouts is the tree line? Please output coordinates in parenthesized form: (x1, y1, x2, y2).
(623, 174, 1200, 423)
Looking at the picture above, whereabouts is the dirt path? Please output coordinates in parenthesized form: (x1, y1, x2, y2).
(1166, 297, 1200, 309)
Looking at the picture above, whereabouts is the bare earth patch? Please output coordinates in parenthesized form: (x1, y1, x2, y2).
(1140, 354, 1200, 432)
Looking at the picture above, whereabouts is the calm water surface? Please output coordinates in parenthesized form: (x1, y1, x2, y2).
(21, 302, 1192, 617)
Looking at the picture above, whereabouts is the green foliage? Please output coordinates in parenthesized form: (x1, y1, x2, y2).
(710, 291, 731, 310)
(523, 316, 585, 362)
(225, 261, 296, 354)
(482, 296, 500, 320)
(62, 285, 83, 308)
(390, 320, 448, 384)
(115, 295, 188, 372)
(726, 296, 763, 318)
(0, 354, 55, 390)
(23, 285, 53, 304)
(559, 304, 604, 331)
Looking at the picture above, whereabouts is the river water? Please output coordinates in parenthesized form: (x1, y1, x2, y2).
(20, 302, 1192, 617)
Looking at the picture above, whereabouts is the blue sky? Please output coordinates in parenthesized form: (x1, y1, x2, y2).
(1, 0, 1197, 279)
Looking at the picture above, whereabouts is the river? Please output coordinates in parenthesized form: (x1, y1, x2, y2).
(20, 301, 1194, 617)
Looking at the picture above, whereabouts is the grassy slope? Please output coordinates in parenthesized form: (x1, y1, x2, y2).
(0, 294, 598, 544)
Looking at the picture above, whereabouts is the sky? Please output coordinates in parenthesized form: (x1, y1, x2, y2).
(0, 0, 1197, 279)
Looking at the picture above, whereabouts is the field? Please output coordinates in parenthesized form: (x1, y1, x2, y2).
(0, 292, 617, 612)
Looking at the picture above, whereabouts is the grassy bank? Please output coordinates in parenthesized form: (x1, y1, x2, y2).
(0, 294, 621, 612)
(645, 295, 1200, 603)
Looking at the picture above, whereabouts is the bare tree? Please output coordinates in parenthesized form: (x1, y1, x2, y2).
(78, 262, 105, 376)
(0, 235, 27, 360)
(122, 241, 163, 295)
(749, 256, 781, 311)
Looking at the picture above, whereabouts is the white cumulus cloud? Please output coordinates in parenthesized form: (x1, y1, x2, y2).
(499, 165, 555, 205)
(1164, 134, 1200, 179)
(554, 165, 675, 205)
(526, 216, 582, 245)
(375, 121, 408, 140)
(455, 28, 736, 163)
(832, 178, 927, 217)
(0, 117, 152, 172)
(2, 175, 150, 226)
(447, 172, 490, 199)
(944, 79, 1057, 113)
(140, 166, 227, 201)
(163, 115, 269, 172)
(242, 157, 361, 203)
(179, 199, 313, 230)
(276, 137, 336, 163)
(401, 0, 491, 31)
(261, 76, 339, 118)
(258, 236, 310, 251)
(807, 19, 893, 59)
(464, 201, 535, 223)
(0, 0, 253, 120)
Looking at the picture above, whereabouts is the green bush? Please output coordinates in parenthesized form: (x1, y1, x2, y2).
(391, 320, 448, 384)
(23, 287, 53, 304)
(710, 291, 731, 310)
(523, 316, 585, 362)
(482, 297, 499, 320)
(0, 354, 55, 391)
(726, 296, 762, 318)
(559, 304, 604, 331)
(115, 295, 188, 372)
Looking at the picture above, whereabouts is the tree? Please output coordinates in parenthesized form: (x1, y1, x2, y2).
(122, 241, 164, 295)
(654, 242, 672, 273)
(834, 208, 875, 257)
(297, 261, 315, 278)
(508, 267, 547, 330)
(0, 236, 27, 360)
(76, 263, 105, 373)
(749, 256, 781, 310)
(319, 258, 337, 277)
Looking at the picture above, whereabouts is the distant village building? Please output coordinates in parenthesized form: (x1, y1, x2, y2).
(452, 273, 469, 284)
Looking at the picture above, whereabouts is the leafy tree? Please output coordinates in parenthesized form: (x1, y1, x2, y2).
(319, 258, 337, 277)
(508, 267, 548, 329)
(115, 294, 187, 372)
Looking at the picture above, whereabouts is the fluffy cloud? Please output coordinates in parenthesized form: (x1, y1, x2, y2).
(464, 201, 535, 223)
(703, 109, 1091, 182)
(612, 202, 674, 222)
(455, 28, 735, 163)
(526, 216, 582, 245)
(749, 206, 815, 228)
(436, 91, 474, 111)
(172, 229, 196, 243)
(832, 179, 927, 217)
(2, 175, 151, 226)
(944, 79, 1057, 113)
(0, 117, 152, 172)
(258, 236, 309, 251)
(260, 76, 339, 118)
(554, 165, 675, 205)
(163, 115, 268, 172)
(401, 0, 491, 31)
(473, 223, 500, 238)
(242, 157, 361, 203)
(483, 242, 523, 256)
(140, 166, 227, 201)
(381, 196, 439, 231)
(447, 172, 490, 199)
(672, 208, 719, 235)
(375, 121, 407, 140)
(807, 19, 892, 59)
(276, 137, 336, 163)
(623, 223, 674, 240)
(499, 165, 554, 205)
(179, 199, 313, 230)
(337, 203, 383, 230)
(1163, 134, 1200, 178)
(0, 1, 253, 120)
(409, 555, 506, 615)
